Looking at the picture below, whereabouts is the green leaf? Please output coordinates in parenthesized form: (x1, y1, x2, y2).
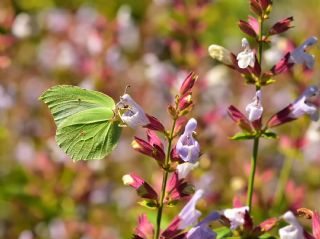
(262, 131, 277, 139)
(216, 227, 232, 239)
(40, 85, 122, 160)
(39, 85, 115, 126)
(230, 132, 255, 141)
(138, 199, 158, 209)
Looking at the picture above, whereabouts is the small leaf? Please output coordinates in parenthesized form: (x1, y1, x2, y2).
(230, 132, 255, 141)
(262, 131, 277, 139)
(138, 199, 158, 209)
(40, 85, 122, 160)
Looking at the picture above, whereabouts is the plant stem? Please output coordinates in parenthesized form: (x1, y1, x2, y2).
(154, 118, 177, 239)
(247, 137, 260, 213)
(246, 17, 264, 213)
(274, 156, 294, 206)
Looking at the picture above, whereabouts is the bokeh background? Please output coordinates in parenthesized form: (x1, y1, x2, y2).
(0, 0, 320, 238)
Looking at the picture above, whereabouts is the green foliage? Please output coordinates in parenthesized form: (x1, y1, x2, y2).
(40, 85, 122, 160)
(231, 132, 256, 141)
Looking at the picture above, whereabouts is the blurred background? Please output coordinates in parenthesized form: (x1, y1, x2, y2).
(0, 0, 320, 238)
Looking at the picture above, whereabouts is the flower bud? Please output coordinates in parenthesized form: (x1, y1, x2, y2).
(144, 114, 165, 132)
(180, 72, 197, 95)
(269, 17, 294, 35)
(238, 20, 258, 38)
(208, 44, 234, 66)
(178, 92, 193, 111)
(122, 173, 158, 200)
(132, 137, 165, 163)
(228, 105, 253, 132)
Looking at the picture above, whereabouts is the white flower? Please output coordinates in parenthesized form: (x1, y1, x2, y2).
(290, 36, 318, 69)
(279, 211, 305, 239)
(223, 206, 249, 230)
(177, 162, 199, 179)
(237, 38, 255, 69)
(178, 189, 204, 229)
(117, 94, 150, 128)
(289, 86, 319, 121)
(208, 44, 233, 65)
(12, 13, 33, 38)
(245, 90, 263, 121)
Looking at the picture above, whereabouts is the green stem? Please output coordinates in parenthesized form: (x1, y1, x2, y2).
(247, 137, 260, 213)
(246, 17, 264, 213)
(274, 156, 294, 206)
(154, 118, 177, 239)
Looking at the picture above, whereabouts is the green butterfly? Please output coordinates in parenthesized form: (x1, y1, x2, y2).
(39, 85, 122, 161)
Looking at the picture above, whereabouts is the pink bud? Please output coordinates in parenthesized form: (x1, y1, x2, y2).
(228, 105, 253, 132)
(132, 137, 165, 163)
(134, 214, 154, 239)
(313, 211, 320, 239)
(147, 130, 164, 150)
(180, 72, 197, 95)
(122, 173, 158, 200)
(178, 92, 193, 111)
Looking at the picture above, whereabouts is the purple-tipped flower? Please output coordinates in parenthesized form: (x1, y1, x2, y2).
(279, 211, 305, 239)
(223, 206, 249, 230)
(237, 38, 255, 69)
(117, 94, 150, 128)
(187, 212, 220, 239)
(289, 36, 318, 69)
(178, 189, 204, 229)
(268, 86, 319, 127)
(288, 86, 319, 121)
(245, 90, 263, 122)
(176, 118, 200, 163)
(161, 189, 204, 238)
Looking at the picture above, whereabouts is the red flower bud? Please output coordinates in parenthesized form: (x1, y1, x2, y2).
(270, 52, 294, 75)
(166, 172, 195, 203)
(260, 0, 272, 11)
(228, 105, 253, 132)
(132, 137, 165, 163)
(180, 72, 197, 95)
(267, 104, 295, 128)
(122, 173, 158, 200)
(269, 17, 294, 35)
(238, 20, 258, 38)
(250, 0, 263, 16)
(144, 114, 165, 132)
(178, 92, 193, 111)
